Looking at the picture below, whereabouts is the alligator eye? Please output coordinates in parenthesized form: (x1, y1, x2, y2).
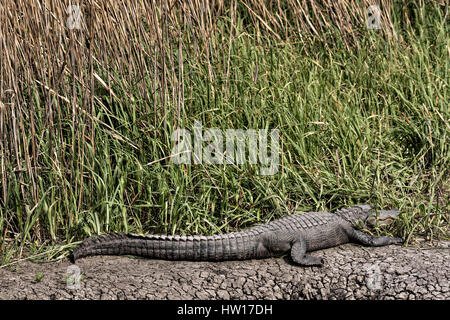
(377, 217, 395, 227)
(365, 217, 377, 226)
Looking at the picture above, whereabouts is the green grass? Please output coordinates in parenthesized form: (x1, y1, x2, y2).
(0, 1, 448, 266)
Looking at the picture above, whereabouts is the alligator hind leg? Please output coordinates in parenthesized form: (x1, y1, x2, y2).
(290, 238, 324, 267)
(350, 230, 403, 246)
(259, 232, 323, 266)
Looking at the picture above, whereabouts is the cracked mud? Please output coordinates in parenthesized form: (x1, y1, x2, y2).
(1, 242, 449, 300)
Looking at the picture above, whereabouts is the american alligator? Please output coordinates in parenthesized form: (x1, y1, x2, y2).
(71, 204, 403, 266)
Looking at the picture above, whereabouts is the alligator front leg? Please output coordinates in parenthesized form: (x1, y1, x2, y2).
(349, 229, 404, 246)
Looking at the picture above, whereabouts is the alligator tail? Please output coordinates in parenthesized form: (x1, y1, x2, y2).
(71, 232, 258, 262)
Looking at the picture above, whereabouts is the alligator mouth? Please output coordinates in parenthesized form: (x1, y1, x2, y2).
(365, 209, 400, 227)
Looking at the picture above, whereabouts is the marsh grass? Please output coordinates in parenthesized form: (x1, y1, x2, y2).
(0, 0, 448, 265)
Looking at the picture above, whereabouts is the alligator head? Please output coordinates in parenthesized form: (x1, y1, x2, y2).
(365, 208, 400, 227)
(338, 204, 400, 227)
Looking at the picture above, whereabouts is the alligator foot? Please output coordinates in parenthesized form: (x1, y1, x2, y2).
(350, 230, 404, 247)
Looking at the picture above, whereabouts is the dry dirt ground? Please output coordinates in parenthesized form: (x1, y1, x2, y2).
(0, 241, 449, 300)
